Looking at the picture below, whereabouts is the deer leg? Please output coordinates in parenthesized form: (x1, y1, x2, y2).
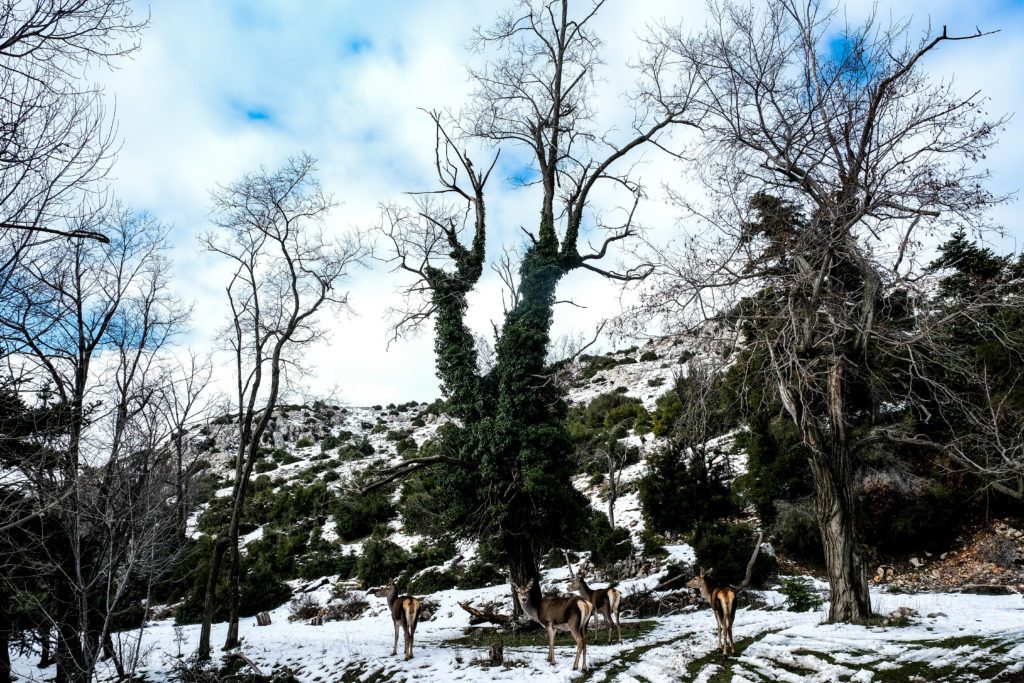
(581, 623, 588, 671)
(392, 620, 399, 657)
(604, 605, 612, 644)
(546, 623, 556, 665)
(403, 619, 412, 660)
(615, 603, 622, 643)
(571, 626, 581, 671)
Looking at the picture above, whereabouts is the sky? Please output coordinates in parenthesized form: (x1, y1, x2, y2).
(95, 0, 1024, 407)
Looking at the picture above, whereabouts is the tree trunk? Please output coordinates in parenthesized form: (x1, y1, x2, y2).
(0, 613, 10, 683)
(504, 533, 541, 616)
(197, 538, 228, 660)
(39, 627, 52, 668)
(607, 451, 617, 528)
(809, 450, 872, 622)
(223, 520, 242, 649)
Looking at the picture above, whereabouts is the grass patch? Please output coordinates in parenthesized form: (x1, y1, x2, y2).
(684, 633, 776, 682)
(442, 619, 659, 650)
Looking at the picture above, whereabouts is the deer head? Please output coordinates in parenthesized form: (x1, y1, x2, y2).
(511, 578, 535, 610)
(373, 577, 397, 598)
(686, 567, 713, 591)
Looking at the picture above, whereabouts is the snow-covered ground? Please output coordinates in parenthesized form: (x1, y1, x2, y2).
(11, 569, 1024, 682)
(16, 340, 1015, 681)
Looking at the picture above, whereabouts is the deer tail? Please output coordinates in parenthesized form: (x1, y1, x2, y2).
(405, 598, 421, 632)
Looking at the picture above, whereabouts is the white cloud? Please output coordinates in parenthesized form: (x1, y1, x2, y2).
(94, 0, 1024, 406)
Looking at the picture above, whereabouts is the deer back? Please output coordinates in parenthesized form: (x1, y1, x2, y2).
(573, 575, 616, 610)
(389, 594, 420, 625)
(535, 595, 590, 627)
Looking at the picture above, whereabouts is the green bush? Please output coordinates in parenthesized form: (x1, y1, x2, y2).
(779, 576, 824, 612)
(407, 538, 458, 572)
(639, 350, 658, 362)
(650, 391, 682, 437)
(333, 480, 396, 542)
(583, 511, 632, 569)
(691, 520, 775, 587)
(295, 436, 314, 448)
(321, 434, 344, 452)
(408, 568, 460, 594)
(639, 528, 668, 557)
(771, 499, 822, 564)
(856, 474, 963, 554)
(732, 416, 811, 525)
(255, 458, 278, 473)
(395, 436, 418, 456)
(457, 561, 506, 589)
(357, 531, 410, 587)
(174, 539, 293, 624)
(639, 444, 736, 535)
(386, 428, 413, 442)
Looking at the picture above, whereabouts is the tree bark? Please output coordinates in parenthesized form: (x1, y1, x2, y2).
(809, 449, 872, 622)
(197, 538, 228, 660)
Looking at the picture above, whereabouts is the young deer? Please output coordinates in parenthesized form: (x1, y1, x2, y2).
(569, 571, 622, 643)
(512, 579, 594, 671)
(374, 578, 422, 660)
(687, 568, 737, 656)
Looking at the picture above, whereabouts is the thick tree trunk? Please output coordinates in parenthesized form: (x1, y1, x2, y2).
(809, 451, 872, 622)
(197, 538, 228, 660)
(504, 533, 541, 616)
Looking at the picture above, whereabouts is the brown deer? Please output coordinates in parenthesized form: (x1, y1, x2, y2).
(688, 532, 763, 657)
(373, 578, 422, 660)
(687, 568, 737, 656)
(512, 579, 594, 671)
(569, 571, 622, 643)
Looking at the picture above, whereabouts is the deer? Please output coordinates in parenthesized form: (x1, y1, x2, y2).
(569, 571, 622, 643)
(373, 577, 422, 660)
(687, 532, 764, 657)
(687, 567, 738, 656)
(511, 578, 594, 671)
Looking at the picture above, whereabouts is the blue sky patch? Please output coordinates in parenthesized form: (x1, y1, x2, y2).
(346, 36, 373, 55)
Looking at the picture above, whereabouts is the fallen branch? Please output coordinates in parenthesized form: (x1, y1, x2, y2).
(224, 653, 263, 677)
(458, 601, 514, 625)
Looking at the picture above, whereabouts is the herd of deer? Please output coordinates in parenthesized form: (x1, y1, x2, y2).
(373, 567, 739, 672)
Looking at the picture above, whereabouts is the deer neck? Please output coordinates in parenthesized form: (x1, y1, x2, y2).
(698, 581, 714, 604)
(385, 586, 399, 609)
(520, 592, 543, 622)
(575, 578, 594, 602)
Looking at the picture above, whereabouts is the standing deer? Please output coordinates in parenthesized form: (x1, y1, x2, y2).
(688, 532, 764, 657)
(374, 578, 422, 660)
(569, 571, 622, 643)
(512, 579, 594, 671)
(687, 568, 737, 656)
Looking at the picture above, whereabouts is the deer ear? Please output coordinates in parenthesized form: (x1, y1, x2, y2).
(525, 579, 535, 590)
(705, 568, 714, 578)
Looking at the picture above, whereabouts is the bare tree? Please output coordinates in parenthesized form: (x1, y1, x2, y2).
(0, 206, 194, 682)
(196, 153, 369, 657)
(636, 0, 1006, 622)
(0, 0, 145, 261)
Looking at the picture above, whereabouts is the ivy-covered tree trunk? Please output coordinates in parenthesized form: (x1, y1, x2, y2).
(381, 0, 689, 595)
